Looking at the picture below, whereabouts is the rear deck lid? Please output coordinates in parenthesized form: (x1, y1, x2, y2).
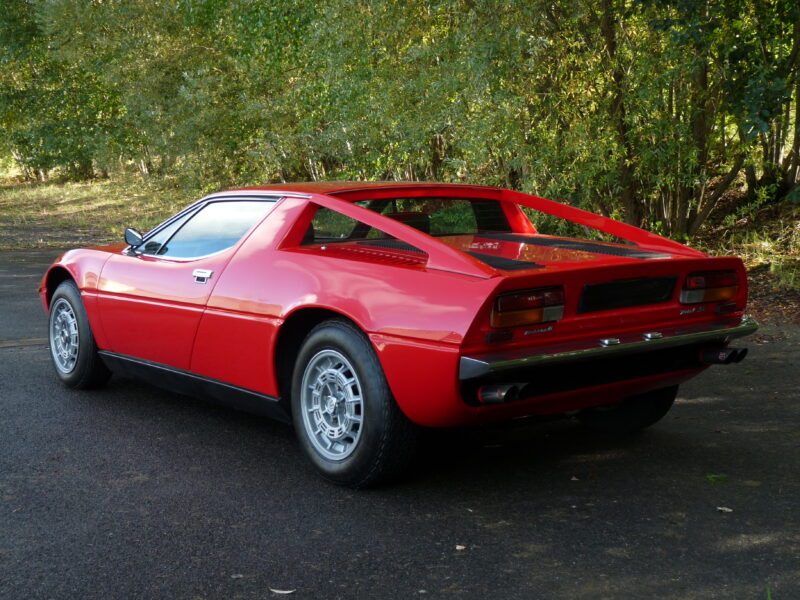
(432, 233, 675, 272)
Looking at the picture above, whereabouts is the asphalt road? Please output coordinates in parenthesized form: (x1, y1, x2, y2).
(1, 250, 799, 600)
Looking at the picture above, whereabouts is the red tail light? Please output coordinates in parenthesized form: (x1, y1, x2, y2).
(680, 270, 739, 304)
(491, 286, 565, 328)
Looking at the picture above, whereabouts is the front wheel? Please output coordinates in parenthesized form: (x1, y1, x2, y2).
(48, 280, 111, 389)
(291, 319, 419, 488)
(577, 386, 678, 435)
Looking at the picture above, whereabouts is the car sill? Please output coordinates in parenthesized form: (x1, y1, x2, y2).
(98, 351, 290, 423)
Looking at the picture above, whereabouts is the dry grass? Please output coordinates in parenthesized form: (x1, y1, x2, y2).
(0, 175, 193, 250)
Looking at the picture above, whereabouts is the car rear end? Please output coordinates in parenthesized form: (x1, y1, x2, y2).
(300, 185, 757, 427)
(456, 249, 756, 420)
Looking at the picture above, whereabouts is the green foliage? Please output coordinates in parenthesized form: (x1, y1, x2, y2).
(0, 0, 798, 239)
(0, 1, 120, 177)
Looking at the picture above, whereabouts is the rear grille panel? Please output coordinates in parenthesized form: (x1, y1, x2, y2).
(578, 277, 677, 313)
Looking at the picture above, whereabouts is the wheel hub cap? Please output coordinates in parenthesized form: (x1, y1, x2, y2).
(300, 349, 364, 461)
(49, 298, 79, 374)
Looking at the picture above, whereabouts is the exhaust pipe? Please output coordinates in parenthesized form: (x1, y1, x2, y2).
(477, 383, 523, 404)
(700, 347, 748, 365)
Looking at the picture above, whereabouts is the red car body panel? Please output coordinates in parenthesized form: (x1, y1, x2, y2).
(40, 182, 756, 427)
(97, 253, 224, 369)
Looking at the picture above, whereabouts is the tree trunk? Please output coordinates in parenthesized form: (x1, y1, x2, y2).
(745, 164, 757, 194)
(10, 150, 34, 181)
(599, 0, 640, 226)
(685, 28, 713, 236)
(688, 154, 745, 237)
(788, 78, 800, 187)
(429, 133, 445, 181)
(73, 159, 94, 180)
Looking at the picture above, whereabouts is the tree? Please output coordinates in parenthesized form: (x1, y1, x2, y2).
(2, 0, 796, 238)
(0, 1, 120, 179)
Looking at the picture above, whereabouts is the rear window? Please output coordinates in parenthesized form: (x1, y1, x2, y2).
(361, 197, 510, 235)
(305, 197, 511, 244)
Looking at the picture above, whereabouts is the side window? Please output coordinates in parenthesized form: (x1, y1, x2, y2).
(156, 200, 274, 258)
(141, 211, 196, 255)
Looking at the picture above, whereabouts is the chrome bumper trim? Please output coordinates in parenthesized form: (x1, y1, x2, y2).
(459, 316, 759, 380)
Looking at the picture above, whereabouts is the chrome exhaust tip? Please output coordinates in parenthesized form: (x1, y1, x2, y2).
(477, 384, 522, 404)
(700, 347, 747, 365)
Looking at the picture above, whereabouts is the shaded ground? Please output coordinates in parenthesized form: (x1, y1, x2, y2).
(747, 265, 800, 327)
(1, 250, 798, 600)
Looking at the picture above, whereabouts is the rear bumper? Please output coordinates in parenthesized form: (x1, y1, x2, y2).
(460, 316, 758, 380)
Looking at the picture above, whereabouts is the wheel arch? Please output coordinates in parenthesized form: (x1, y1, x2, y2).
(43, 266, 76, 310)
(274, 307, 365, 408)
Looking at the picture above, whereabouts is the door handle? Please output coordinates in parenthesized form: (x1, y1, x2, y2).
(192, 269, 214, 284)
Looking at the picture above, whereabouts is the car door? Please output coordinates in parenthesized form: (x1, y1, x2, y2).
(96, 198, 277, 370)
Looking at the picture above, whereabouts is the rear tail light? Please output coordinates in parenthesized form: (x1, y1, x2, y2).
(680, 270, 739, 304)
(491, 286, 565, 328)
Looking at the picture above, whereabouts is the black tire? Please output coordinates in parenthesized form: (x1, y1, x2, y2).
(290, 319, 420, 488)
(48, 280, 111, 389)
(577, 385, 678, 435)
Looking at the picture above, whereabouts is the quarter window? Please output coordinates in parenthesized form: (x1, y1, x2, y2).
(154, 200, 275, 258)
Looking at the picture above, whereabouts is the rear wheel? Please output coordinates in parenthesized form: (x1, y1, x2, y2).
(291, 319, 419, 488)
(48, 280, 111, 389)
(577, 386, 678, 434)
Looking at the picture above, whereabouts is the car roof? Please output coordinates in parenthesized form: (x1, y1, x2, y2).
(228, 181, 503, 195)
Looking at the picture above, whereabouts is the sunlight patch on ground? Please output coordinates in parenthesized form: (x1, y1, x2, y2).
(714, 532, 789, 553)
(675, 395, 725, 406)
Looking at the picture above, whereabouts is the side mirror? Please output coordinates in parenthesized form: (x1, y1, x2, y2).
(124, 227, 144, 247)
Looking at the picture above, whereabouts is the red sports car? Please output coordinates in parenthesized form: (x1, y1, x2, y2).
(40, 182, 757, 486)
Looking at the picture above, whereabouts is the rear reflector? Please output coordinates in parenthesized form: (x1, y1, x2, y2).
(491, 286, 565, 328)
(680, 270, 739, 304)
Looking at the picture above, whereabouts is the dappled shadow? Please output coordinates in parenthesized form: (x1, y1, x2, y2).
(5, 322, 798, 600)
